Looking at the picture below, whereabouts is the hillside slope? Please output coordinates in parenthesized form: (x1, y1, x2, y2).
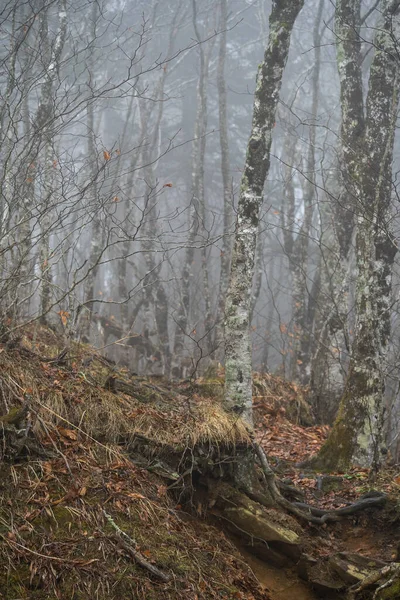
(0, 326, 267, 600)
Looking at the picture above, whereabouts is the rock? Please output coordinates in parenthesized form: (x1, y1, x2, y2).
(223, 506, 300, 546)
(297, 554, 346, 596)
(307, 560, 346, 597)
(329, 552, 387, 586)
(243, 541, 292, 568)
(210, 482, 302, 563)
(311, 577, 346, 597)
(297, 554, 318, 581)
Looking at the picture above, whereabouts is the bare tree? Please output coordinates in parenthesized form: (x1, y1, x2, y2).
(313, 0, 400, 471)
(224, 0, 304, 427)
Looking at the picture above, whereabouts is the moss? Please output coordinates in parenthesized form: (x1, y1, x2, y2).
(224, 506, 299, 545)
(377, 577, 400, 599)
(308, 375, 360, 472)
(0, 564, 40, 599)
(32, 505, 81, 535)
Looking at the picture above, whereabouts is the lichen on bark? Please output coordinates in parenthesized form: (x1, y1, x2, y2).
(224, 0, 304, 425)
(313, 0, 400, 471)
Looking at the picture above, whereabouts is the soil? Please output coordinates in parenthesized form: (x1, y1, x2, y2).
(235, 545, 319, 600)
(1, 325, 400, 599)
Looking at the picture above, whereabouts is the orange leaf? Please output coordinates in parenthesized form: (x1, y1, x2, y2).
(127, 492, 146, 499)
(112, 196, 119, 202)
(58, 427, 77, 441)
(162, 182, 173, 188)
(57, 310, 70, 326)
(103, 150, 111, 161)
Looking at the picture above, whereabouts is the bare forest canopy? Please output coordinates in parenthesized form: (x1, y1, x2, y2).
(1, 0, 400, 469)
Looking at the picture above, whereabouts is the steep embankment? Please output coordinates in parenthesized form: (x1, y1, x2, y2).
(0, 326, 267, 600)
(0, 325, 399, 600)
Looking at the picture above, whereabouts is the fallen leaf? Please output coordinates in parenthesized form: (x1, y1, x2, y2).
(58, 427, 77, 441)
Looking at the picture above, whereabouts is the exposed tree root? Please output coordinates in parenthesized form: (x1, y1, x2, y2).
(253, 441, 387, 525)
(347, 563, 400, 599)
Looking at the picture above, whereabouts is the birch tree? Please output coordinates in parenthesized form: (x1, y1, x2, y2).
(313, 0, 400, 470)
(224, 0, 304, 426)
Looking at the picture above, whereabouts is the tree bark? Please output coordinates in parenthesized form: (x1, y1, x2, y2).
(313, 0, 400, 471)
(224, 0, 304, 426)
(309, 0, 365, 417)
(172, 0, 215, 377)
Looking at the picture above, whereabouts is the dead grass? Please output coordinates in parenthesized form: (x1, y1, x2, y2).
(0, 325, 267, 600)
(0, 327, 251, 452)
(0, 445, 267, 600)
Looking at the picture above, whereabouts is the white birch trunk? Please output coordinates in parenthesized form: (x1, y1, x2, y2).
(224, 0, 304, 426)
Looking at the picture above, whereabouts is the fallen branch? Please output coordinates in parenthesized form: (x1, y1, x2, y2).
(19, 344, 69, 365)
(102, 509, 170, 583)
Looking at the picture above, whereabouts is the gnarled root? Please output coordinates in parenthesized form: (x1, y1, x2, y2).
(252, 441, 387, 525)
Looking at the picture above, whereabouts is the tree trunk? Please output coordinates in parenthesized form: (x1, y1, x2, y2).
(224, 0, 304, 426)
(280, 0, 324, 384)
(313, 0, 400, 471)
(309, 0, 364, 416)
(214, 0, 234, 359)
(38, 0, 67, 323)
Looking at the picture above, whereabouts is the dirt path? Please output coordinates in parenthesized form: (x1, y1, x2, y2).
(235, 547, 318, 600)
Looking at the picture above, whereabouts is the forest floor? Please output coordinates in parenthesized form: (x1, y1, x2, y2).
(0, 324, 399, 600)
